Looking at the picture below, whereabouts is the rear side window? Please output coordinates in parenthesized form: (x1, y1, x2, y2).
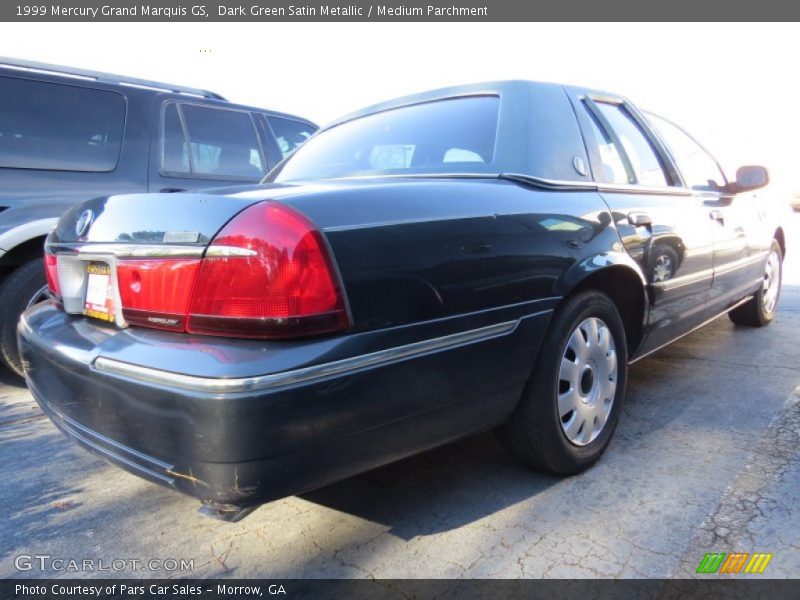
(267, 117, 316, 159)
(592, 102, 669, 187)
(0, 76, 125, 172)
(273, 96, 500, 182)
(161, 103, 266, 179)
(586, 113, 629, 185)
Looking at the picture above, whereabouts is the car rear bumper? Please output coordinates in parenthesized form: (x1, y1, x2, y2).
(19, 300, 553, 506)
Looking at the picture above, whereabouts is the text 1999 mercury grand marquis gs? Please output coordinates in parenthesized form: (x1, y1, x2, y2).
(20, 81, 784, 520)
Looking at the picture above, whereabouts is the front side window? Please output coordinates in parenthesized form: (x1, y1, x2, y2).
(267, 117, 316, 159)
(161, 103, 266, 179)
(273, 96, 500, 182)
(0, 76, 125, 172)
(646, 112, 725, 190)
(593, 102, 669, 187)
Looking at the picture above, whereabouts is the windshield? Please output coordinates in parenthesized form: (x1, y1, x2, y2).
(272, 96, 500, 182)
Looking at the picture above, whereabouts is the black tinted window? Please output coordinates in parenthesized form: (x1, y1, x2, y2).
(595, 103, 669, 187)
(167, 104, 265, 179)
(274, 96, 499, 182)
(268, 117, 315, 159)
(0, 76, 125, 172)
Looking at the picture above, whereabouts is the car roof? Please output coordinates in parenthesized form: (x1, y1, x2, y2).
(0, 56, 226, 100)
(327, 80, 585, 127)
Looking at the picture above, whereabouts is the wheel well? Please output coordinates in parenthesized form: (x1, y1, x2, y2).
(0, 236, 46, 283)
(774, 227, 786, 259)
(565, 266, 646, 355)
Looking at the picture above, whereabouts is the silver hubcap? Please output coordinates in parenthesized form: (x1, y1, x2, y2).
(762, 250, 781, 315)
(26, 285, 50, 309)
(558, 317, 618, 446)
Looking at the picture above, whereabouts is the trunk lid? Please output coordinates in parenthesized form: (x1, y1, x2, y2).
(50, 191, 267, 245)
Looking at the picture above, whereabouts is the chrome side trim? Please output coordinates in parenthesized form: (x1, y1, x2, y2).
(48, 243, 255, 259)
(94, 320, 519, 394)
(650, 253, 766, 293)
(713, 252, 768, 277)
(322, 172, 498, 183)
(653, 267, 714, 292)
(596, 182, 693, 197)
(325, 215, 481, 232)
(498, 173, 598, 192)
(48, 243, 206, 258)
(286, 172, 693, 197)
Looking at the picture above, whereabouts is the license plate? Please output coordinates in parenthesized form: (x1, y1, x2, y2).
(83, 262, 116, 323)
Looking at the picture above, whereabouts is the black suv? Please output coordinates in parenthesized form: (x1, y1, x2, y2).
(0, 57, 317, 375)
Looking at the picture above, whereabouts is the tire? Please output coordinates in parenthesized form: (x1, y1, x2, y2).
(0, 258, 49, 377)
(728, 239, 782, 328)
(495, 291, 628, 475)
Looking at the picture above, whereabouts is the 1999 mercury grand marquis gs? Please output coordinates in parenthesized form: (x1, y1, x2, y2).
(20, 81, 783, 520)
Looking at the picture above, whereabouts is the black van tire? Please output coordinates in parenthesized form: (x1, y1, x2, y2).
(0, 259, 48, 377)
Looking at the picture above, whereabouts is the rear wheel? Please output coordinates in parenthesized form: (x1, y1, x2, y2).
(729, 239, 782, 327)
(495, 291, 628, 474)
(0, 258, 49, 377)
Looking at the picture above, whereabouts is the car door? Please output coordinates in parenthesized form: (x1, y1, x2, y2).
(567, 89, 716, 355)
(148, 98, 273, 193)
(645, 113, 770, 312)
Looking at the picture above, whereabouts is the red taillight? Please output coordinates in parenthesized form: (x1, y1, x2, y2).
(186, 202, 348, 338)
(44, 253, 60, 296)
(117, 259, 201, 331)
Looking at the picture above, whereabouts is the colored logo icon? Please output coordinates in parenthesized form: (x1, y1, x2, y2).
(696, 552, 773, 574)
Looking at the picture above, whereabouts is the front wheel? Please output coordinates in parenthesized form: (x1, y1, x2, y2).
(495, 291, 628, 475)
(729, 239, 782, 327)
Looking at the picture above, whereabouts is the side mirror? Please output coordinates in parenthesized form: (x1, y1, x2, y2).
(733, 165, 769, 192)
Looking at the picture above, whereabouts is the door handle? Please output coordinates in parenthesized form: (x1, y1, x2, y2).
(709, 209, 725, 224)
(159, 187, 186, 193)
(628, 212, 652, 227)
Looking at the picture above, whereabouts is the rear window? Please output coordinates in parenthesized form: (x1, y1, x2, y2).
(273, 96, 499, 182)
(0, 76, 125, 172)
(161, 103, 266, 180)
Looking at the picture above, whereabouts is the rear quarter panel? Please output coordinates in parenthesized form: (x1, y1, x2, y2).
(277, 179, 628, 331)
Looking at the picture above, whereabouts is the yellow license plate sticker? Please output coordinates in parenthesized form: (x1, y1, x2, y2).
(83, 262, 116, 323)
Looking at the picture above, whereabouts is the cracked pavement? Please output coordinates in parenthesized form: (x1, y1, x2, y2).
(2, 215, 799, 580)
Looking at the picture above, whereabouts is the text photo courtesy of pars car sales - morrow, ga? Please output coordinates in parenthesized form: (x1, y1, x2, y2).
(1, 15, 800, 599)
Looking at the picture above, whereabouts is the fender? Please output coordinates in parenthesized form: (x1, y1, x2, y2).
(0, 218, 58, 259)
(561, 250, 647, 289)
(557, 250, 651, 358)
